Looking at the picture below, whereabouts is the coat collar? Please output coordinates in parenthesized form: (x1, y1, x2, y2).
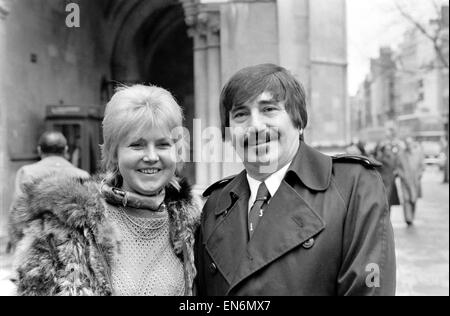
(213, 142, 332, 215)
(286, 142, 332, 191)
(214, 170, 248, 216)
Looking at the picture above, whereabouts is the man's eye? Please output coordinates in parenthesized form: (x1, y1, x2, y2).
(263, 107, 277, 113)
(233, 112, 247, 119)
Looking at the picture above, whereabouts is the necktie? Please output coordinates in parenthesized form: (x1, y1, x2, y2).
(248, 182, 271, 238)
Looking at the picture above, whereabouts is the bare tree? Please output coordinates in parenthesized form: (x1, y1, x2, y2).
(394, 0, 448, 69)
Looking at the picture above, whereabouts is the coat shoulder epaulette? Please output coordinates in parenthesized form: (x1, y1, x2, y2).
(202, 174, 237, 198)
(332, 154, 382, 169)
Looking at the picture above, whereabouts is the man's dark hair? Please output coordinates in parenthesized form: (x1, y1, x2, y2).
(38, 131, 67, 155)
(219, 63, 308, 140)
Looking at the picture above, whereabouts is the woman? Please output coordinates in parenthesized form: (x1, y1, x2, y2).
(10, 85, 201, 296)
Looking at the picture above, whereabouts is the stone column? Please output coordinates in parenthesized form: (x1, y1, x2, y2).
(203, 8, 222, 183)
(277, 0, 311, 93)
(182, 0, 223, 189)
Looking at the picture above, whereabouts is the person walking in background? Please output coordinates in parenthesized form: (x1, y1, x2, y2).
(12, 131, 90, 197)
(373, 142, 400, 209)
(405, 138, 425, 199)
(7, 131, 90, 253)
(395, 139, 422, 226)
(9, 85, 201, 296)
(195, 64, 396, 296)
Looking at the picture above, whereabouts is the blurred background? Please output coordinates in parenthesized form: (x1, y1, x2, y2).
(0, 0, 448, 295)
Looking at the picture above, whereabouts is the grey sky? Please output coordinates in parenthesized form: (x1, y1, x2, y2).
(347, 0, 448, 95)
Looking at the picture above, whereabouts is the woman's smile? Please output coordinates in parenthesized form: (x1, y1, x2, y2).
(137, 168, 161, 175)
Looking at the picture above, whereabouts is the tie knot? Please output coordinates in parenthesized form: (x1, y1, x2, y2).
(255, 182, 270, 201)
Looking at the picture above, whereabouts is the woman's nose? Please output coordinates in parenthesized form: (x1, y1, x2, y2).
(142, 146, 159, 162)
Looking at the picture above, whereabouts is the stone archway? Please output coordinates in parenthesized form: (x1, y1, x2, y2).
(108, 0, 197, 181)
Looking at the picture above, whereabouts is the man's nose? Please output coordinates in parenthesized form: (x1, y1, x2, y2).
(248, 109, 266, 130)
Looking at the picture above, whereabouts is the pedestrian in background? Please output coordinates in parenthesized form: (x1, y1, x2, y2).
(396, 139, 422, 226)
(405, 138, 425, 199)
(7, 131, 90, 252)
(10, 85, 201, 296)
(373, 142, 400, 208)
(12, 131, 89, 197)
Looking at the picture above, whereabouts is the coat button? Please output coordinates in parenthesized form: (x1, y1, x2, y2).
(209, 262, 218, 274)
(302, 238, 315, 249)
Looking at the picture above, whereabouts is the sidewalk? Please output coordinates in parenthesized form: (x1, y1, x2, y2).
(0, 236, 15, 296)
(391, 166, 449, 296)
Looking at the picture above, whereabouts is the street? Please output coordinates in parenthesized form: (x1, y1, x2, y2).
(0, 167, 448, 296)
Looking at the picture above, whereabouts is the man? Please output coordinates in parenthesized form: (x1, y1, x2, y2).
(7, 131, 89, 251)
(195, 64, 396, 296)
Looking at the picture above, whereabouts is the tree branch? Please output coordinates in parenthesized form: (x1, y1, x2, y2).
(394, 1, 449, 69)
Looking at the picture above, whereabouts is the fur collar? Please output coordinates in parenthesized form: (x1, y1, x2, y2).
(12, 174, 201, 237)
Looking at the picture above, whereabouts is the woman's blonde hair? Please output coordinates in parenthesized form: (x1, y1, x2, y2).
(101, 84, 184, 187)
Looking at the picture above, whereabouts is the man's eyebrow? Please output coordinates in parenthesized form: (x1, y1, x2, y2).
(230, 105, 248, 113)
(258, 99, 278, 105)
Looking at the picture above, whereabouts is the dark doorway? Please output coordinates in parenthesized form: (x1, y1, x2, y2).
(142, 7, 195, 181)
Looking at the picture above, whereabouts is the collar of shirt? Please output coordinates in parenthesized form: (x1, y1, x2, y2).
(246, 162, 292, 213)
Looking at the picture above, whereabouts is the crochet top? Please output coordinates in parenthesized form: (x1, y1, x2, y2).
(106, 205, 185, 296)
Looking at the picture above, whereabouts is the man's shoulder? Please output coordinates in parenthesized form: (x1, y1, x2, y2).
(331, 154, 384, 193)
(332, 154, 382, 169)
(202, 174, 238, 198)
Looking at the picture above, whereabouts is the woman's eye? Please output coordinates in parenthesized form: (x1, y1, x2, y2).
(129, 142, 143, 148)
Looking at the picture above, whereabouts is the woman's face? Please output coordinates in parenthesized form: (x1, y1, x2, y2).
(117, 127, 177, 196)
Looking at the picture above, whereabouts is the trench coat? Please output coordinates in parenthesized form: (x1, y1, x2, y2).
(195, 142, 396, 296)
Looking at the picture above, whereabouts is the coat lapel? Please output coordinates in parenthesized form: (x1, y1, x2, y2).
(205, 172, 250, 284)
(227, 179, 326, 293)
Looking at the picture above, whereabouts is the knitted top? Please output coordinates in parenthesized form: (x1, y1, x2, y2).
(106, 205, 185, 296)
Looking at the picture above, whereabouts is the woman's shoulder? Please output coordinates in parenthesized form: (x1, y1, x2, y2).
(165, 177, 203, 228)
(11, 174, 106, 232)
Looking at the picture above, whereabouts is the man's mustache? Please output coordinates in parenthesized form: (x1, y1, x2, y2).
(243, 130, 280, 147)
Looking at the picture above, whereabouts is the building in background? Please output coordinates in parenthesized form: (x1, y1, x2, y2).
(0, 0, 347, 237)
(395, 6, 449, 142)
(352, 5, 449, 145)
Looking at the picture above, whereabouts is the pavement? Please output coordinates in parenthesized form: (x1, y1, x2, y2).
(391, 166, 449, 296)
(0, 166, 448, 296)
(0, 236, 14, 296)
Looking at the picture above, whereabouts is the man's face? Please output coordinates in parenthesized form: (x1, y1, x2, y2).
(229, 91, 300, 177)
